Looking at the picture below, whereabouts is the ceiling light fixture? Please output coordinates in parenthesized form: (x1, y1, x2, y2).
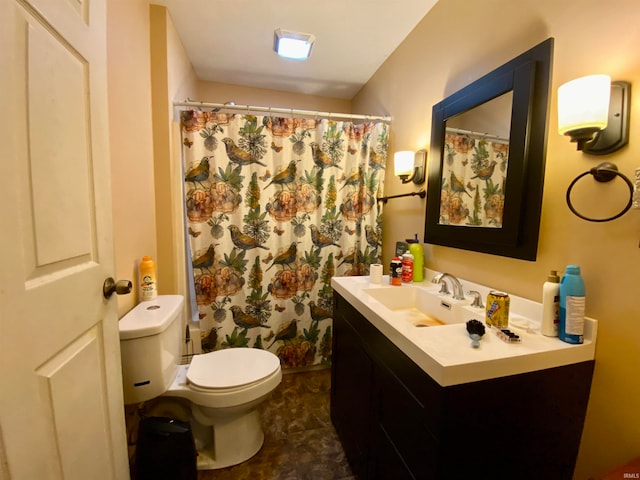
(274, 28, 315, 60)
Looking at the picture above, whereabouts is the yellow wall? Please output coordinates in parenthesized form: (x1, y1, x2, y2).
(353, 0, 640, 477)
(107, 2, 200, 316)
(149, 5, 199, 301)
(197, 80, 351, 113)
(107, 0, 157, 316)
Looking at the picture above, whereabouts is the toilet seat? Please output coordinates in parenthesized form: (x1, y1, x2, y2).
(187, 348, 281, 391)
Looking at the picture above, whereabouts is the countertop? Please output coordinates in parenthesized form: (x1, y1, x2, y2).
(331, 273, 597, 387)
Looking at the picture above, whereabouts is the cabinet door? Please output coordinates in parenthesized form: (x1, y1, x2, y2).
(373, 364, 439, 479)
(374, 424, 416, 480)
(331, 312, 374, 479)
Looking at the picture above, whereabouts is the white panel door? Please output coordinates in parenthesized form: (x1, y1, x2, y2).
(0, 0, 129, 478)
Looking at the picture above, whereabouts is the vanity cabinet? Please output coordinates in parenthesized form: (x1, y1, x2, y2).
(331, 292, 594, 480)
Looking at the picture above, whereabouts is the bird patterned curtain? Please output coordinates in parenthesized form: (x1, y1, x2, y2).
(439, 131, 509, 227)
(180, 111, 387, 368)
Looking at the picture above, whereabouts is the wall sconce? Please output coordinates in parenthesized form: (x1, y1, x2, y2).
(558, 74, 630, 154)
(394, 150, 426, 184)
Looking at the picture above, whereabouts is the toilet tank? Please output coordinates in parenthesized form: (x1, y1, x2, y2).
(119, 295, 184, 404)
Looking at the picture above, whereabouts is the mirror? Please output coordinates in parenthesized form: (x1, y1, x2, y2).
(425, 38, 554, 261)
(440, 91, 512, 227)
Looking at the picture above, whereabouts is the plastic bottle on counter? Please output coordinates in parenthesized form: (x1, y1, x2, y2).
(139, 255, 158, 301)
(559, 265, 585, 344)
(407, 234, 424, 282)
(541, 270, 560, 337)
(401, 252, 414, 283)
(390, 257, 402, 286)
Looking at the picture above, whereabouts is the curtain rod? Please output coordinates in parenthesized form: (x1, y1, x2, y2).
(173, 100, 392, 123)
(446, 127, 509, 143)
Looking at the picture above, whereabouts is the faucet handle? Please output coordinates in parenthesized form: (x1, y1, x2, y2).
(438, 282, 450, 295)
(468, 290, 484, 308)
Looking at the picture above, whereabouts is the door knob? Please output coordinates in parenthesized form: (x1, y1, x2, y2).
(103, 277, 132, 299)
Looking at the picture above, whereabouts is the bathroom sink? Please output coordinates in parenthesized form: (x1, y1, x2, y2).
(362, 285, 476, 326)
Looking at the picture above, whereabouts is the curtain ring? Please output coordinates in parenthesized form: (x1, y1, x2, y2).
(566, 162, 634, 222)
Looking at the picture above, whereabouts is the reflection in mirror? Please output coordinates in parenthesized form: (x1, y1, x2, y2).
(446, 91, 512, 139)
(440, 92, 512, 227)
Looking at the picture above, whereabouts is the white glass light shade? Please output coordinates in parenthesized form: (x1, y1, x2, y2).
(558, 74, 611, 135)
(394, 151, 415, 177)
(274, 28, 315, 60)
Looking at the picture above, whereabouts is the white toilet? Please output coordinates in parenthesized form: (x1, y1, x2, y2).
(118, 295, 282, 470)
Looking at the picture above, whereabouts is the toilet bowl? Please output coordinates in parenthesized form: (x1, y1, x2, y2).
(164, 348, 282, 469)
(119, 295, 282, 470)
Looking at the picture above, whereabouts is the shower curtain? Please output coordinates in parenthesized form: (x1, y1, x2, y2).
(440, 131, 509, 227)
(180, 110, 388, 368)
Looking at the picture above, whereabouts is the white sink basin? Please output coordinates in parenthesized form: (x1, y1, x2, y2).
(363, 285, 482, 326)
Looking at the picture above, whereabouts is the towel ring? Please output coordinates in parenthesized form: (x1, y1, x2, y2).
(566, 162, 633, 222)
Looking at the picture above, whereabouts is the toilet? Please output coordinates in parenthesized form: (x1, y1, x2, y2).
(118, 295, 282, 470)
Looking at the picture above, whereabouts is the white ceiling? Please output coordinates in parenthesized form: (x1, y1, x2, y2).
(152, 1, 439, 99)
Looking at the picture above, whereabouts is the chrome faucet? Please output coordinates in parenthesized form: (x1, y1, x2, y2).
(431, 272, 466, 300)
(467, 290, 484, 308)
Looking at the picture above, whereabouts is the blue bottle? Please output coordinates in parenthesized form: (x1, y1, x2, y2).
(559, 265, 585, 344)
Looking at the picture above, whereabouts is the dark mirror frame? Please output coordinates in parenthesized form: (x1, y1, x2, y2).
(425, 38, 554, 261)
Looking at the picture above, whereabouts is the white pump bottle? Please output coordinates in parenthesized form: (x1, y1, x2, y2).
(541, 270, 560, 336)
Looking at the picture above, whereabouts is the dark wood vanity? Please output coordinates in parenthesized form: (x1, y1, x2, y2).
(331, 292, 595, 479)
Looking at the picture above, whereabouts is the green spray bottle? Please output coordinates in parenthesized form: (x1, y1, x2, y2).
(407, 234, 424, 282)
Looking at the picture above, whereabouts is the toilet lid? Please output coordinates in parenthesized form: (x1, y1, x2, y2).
(187, 348, 281, 389)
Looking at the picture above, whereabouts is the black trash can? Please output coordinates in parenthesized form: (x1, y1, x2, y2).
(135, 416, 197, 480)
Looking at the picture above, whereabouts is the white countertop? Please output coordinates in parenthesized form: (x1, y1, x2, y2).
(331, 272, 597, 387)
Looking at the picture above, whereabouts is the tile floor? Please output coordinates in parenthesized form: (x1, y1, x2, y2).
(197, 367, 354, 480)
